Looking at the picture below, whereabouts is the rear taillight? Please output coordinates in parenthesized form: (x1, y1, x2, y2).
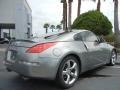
(26, 42, 56, 53)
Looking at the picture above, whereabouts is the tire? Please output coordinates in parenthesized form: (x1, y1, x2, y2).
(108, 50, 117, 66)
(56, 56, 80, 89)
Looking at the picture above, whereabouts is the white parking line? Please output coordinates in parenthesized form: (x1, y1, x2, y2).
(108, 66, 120, 69)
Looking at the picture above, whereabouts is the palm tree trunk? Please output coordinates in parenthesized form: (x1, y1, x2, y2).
(52, 29, 53, 32)
(63, 0, 68, 32)
(77, 0, 81, 17)
(46, 28, 48, 34)
(63, 2, 66, 30)
(97, 0, 101, 11)
(65, 1, 68, 31)
(68, 0, 72, 31)
(114, 0, 120, 46)
(0, 28, 1, 38)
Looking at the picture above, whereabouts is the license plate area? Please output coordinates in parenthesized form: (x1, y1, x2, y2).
(7, 51, 11, 61)
(7, 50, 17, 61)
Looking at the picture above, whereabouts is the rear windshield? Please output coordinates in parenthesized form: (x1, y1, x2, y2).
(44, 32, 68, 40)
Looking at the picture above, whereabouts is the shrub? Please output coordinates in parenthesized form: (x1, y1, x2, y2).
(72, 10, 113, 36)
(116, 48, 120, 54)
(104, 34, 115, 42)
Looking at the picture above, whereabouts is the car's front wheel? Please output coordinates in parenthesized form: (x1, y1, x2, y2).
(109, 50, 117, 66)
(57, 56, 80, 89)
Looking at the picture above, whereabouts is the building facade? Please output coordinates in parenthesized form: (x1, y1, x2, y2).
(0, 0, 32, 39)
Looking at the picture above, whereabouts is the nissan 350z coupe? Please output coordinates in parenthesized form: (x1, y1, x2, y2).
(4, 30, 117, 88)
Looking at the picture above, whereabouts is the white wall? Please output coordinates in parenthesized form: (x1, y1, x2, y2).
(0, 0, 18, 23)
(15, 0, 32, 39)
(0, 0, 32, 39)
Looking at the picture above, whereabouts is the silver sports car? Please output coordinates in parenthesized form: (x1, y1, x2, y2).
(4, 30, 117, 88)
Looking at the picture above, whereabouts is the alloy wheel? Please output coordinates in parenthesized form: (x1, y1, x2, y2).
(111, 51, 117, 65)
(62, 59, 79, 85)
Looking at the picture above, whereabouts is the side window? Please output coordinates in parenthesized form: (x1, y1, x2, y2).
(80, 31, 98, 42)
(87, 32, 98, 42)
(74, 33, 82, 41)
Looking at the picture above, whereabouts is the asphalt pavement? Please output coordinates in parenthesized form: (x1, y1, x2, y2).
(0, 44, 120, 90)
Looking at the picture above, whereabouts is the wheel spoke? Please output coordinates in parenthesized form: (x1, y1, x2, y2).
(111, 52, 116, 64)
(62, 59, 79, 85)
(67, 61, 71, 68)
(70, 72, 77, 78)
(112, 55, 116, 58)
(62, 70, 67, 75)
(113, 58, 116, 62)
(65, 74, 70, 84)
(70, 63, 77, 70)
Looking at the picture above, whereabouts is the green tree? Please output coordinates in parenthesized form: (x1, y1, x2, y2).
(43, 23, 50, 34)
(113, 0, 120, 46)
(56, 25, 62, 31)
(72, 10, 113, 36)
(50, 25, 55, 32)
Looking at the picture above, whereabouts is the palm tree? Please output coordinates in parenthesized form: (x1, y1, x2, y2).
(43, 23, 50, 34)
(56, 25, 62, 31)
(68, 0, 73, 31)
(50, 25, 55, 32)
(97, 0, 101, 11)
(77, 0, 82, 17)
(113, 0, 120, 45)
(61, 0, 68, 31)
(92, 0, 105, 12)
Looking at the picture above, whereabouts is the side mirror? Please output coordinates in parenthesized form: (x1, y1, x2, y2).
(94, 40, 100, 45)
(98, 36, 105, 43)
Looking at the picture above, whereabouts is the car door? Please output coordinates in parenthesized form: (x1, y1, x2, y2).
(80, 31, 104, 67)
(97, 37, 110, 63)
(74, 32, 90, 71)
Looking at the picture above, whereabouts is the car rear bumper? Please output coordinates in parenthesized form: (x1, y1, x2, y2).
(4, 57, 60, 80)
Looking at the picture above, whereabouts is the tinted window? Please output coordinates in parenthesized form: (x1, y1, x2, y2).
(44, 32, 67, 39)
(74, 33, 82, 41)
(80, 31, 98, 42)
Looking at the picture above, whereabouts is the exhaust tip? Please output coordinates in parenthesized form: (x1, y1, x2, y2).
(6, 68, 12, 72)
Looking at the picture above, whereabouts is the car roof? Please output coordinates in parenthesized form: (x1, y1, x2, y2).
(30, 29, 90, 42)
(53, 29, 89, 41)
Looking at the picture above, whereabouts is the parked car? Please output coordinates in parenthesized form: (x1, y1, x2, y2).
(4, 30, 117, 88)
(0, 38, 9, 44)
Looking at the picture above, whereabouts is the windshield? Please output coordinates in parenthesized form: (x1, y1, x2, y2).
(44, 32, 68, 39)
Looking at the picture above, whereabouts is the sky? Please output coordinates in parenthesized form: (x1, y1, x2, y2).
(27, 0, 120, 36)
